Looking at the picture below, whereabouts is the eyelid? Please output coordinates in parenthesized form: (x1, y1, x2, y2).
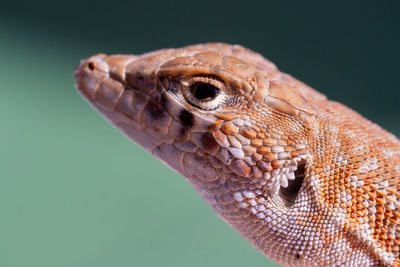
(181, 75, 226, 91)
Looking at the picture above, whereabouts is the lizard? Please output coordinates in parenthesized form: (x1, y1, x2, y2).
(74, 43, 400, 266)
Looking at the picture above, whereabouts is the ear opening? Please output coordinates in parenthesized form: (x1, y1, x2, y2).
(278, 158, 307, 206)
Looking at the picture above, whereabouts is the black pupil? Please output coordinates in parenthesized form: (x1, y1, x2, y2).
(191, 83, 219, 100)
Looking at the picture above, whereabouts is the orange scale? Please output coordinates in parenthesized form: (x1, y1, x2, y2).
(284, 146, 295, 152)
(378, 239, 386, 246)
(385, 173, 397, 181)
(350, 191, 358, 199)
(356, 218, 364, 224)
(349, 206, 357, 213)
(384, 210, 393, 218)
(270, 132, 281, 139)
(242, 128, 256, 139)
(376, 190, 387, 198)
(286, 138, 295, 145)
(271, 160, 284, 168)
(344, 170, 352, 177)
(357, 196, 364, 203)
(356, 210, 364, 217)
(353, 162, 363, 169)
(221, 121, 239, 135)
(339, 185, 346, 191)
(257, 146, 270, 154)
(215, 113, 238, 120)
(256, 132, 265, 139)
(375, 206, 386, 215)
(386, 187, 397, 195)
(333, 188, 340, 194)
(376, 213, 385, 221)
(369, 184, 378, 191)
(251, 139, 262, 147)
(263, 153, 277, 161)
(208, 120, 224, 131)
(314, 167, 323, 174)
(348, 157, 357, 163)
(376, 198, 386, 205)
(393, 210, 400, 218)
(361, 192, 370, 200)
(339, 166, 347, 172)
(366, 192, 375, 202)
(389, 178, 400, 186)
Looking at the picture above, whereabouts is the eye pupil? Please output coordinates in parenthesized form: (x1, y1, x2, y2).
(191, 83, 219, 101)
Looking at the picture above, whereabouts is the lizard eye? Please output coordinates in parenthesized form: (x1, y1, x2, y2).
(191, 82, 220, 101)
(182, 77, 227, 110)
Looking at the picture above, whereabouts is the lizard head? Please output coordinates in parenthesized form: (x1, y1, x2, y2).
(75, 43, 337, 265)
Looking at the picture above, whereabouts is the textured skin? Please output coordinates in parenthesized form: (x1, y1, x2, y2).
(75, 43, 400, 266)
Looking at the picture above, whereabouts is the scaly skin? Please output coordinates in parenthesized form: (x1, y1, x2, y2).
(75, 43, 400, 266)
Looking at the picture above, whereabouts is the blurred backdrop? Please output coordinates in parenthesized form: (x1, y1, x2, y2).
(1, 1, 399, 267)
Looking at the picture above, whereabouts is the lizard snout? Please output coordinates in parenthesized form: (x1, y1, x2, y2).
(75, 54, 138, 109)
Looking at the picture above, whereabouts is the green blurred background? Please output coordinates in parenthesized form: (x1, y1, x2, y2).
(1, 1, 399, 267)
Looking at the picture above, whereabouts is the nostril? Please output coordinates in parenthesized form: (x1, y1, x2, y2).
(88, 62, 94, 70)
